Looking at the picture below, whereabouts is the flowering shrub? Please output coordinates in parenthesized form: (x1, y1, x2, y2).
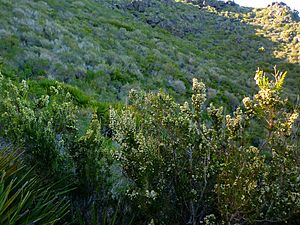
(0, 73, 78, 175)
(110, 77, 223, 224)
(0, 72, 116, 224)
(110, 68, 299, 224)
(217, 67, 299, 224)
(0, 67, 298, 224)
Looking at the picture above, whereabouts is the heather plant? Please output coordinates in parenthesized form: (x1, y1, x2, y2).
(71, 114, 109, 191)
(216, 68, 299, 224)
(0, 62, 299, 224)
(110, 78, 225, 224)
(110, 68, 299, 224)
(70, 113, 116, 224)
(0, 71, 124, 223)
(0, 72, 78, 175)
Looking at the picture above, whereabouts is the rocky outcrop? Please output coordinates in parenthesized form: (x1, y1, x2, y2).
(146, 17, 162, 27)
(185, 0, 237, 10)
(126, 0, 149, 12)
(266, 2, 300, 22)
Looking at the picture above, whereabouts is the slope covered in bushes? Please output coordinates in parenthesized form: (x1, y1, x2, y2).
(0, 0, 300, 224)
(0, 0, 299, 105)
(0, 67, 299, 224)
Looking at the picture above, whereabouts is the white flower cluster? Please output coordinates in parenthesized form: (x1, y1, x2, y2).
(192, 78, 206, 111)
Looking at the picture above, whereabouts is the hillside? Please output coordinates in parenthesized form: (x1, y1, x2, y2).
(0, 0, 299, 106)
(0, 1, 300, 224)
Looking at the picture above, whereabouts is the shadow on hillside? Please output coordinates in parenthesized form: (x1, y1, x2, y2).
(0, 0, 298, 105)
(124, 0, 300, 102)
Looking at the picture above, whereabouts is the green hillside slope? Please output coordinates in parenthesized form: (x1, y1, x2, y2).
(0, 1, 299, 224)
(0, 0, 299, 106)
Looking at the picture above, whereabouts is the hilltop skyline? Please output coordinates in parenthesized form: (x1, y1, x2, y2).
(234, 0, 300, 11)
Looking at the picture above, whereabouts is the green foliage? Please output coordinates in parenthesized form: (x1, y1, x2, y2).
(0, 0, 300, 222)
(1, 0, 299, 104)
(27, 78, 114, 123)
(110, 78, 224, 224)
(71, 113, 111, 192)
(0, 74, 78, 175)
(216, 68, 299, 224)
(28, 79, 92, 106)
(0, 71, 121, 224)
(110, 68, 299, 224)
(254, 66, 287, 91)
(0, 146, 70, 224)
(69, 114, 117, 224)
(0, 63, 299, 224)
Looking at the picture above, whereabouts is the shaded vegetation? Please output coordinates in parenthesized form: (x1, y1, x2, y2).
(0, 146, 70, 224)
(0, 0, 299, 106)
(0, 0, 299, 224)
(0, 67, 299, 224)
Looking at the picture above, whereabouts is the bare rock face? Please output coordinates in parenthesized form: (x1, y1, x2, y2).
(269, 2, 287, 8)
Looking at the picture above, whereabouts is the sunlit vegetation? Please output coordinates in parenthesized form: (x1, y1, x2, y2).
(0, 0, 299, 224)
(0, 0, 299, 105)
(0, 66, 299, 224)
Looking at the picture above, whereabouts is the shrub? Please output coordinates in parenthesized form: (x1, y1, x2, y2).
(110, 78, 224, 224)
(69, 113, 115, 224)
(0, 72, 78, 175)
(216, 67, 300, 224)
(70, 113, 112, 194)
(110, 68, 299, 224)
(0, 71, 119, 224)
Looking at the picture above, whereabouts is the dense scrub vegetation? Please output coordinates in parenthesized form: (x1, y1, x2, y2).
(0, 67, 299, 224)
(0, 0, 300, 224)
(0, 0, 299, 105)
